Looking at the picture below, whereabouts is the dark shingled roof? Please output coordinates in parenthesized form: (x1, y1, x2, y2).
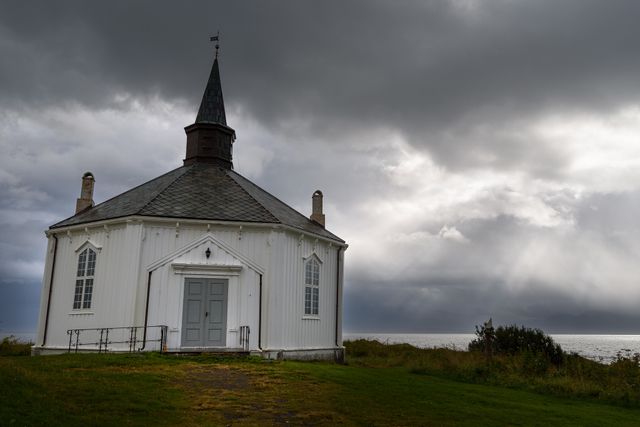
(51, 163, 344, 243)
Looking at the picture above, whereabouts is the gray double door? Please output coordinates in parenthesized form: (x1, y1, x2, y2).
(181, 278, 228, 347)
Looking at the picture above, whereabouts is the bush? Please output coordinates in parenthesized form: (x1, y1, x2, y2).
(469, 324, 564, 366)
(0, 336, 33, 356)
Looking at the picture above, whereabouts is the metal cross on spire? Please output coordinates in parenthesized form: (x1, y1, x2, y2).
(210, 32, 220, 59)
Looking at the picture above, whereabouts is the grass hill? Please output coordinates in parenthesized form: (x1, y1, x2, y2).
(2, 337, 640, 426)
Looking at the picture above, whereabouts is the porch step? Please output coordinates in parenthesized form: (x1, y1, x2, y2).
(166, 350, 251, 358)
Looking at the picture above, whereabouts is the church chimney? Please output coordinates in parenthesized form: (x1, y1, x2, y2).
(183, 41, 236, 168)
(310, 190, 325, 227)
(75, 172, 95, 214)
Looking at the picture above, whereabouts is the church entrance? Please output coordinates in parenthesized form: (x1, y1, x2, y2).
(181, 278, 228, 348)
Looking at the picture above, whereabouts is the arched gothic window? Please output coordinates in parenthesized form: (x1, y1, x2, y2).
(304, 258, 320, 315)
(73, 248, 96, 309)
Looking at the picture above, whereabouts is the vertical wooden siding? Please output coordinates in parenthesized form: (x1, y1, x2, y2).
(38, 219, 343, 352)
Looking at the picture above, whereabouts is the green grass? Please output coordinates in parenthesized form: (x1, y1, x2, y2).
(2, 343, 640, 426)
(0, 353, 185, 426)
(346, 339, 640, 407)
(285, 362, 640, 426)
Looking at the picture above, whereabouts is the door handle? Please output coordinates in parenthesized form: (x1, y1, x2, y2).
(205, 312, 209, 317)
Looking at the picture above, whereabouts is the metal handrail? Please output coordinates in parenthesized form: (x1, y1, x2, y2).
(66, 325, 168, 353)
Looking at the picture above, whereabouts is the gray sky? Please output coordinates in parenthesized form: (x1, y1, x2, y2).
(3, 0, 640, 334)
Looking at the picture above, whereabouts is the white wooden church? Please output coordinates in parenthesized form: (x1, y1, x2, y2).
(33, 51, 347, 360)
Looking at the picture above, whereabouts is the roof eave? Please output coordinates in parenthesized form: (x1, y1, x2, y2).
(46, 214, 347, 246)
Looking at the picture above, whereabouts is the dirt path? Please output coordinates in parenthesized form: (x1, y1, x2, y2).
(172, 363, 341, 426)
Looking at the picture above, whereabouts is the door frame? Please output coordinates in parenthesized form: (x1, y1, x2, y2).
(180, 277, 229, 348)
(176, 269, 240, 350)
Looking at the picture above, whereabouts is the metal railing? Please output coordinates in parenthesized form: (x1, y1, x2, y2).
(66, 325, 168, 353)
(239, 325, 250, 352)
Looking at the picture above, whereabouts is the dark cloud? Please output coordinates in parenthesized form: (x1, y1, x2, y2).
(4, 1, 640, 169)
(2, 1, 640, 334)
(345, 208, 640, 333)
(345, 281, 640, 334)
(0, 280, 41, 334)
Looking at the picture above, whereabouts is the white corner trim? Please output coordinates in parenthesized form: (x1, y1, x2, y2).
(147, 232, 264, 274)
(172, 262, 243, 276)
(74, 239, 102, 253)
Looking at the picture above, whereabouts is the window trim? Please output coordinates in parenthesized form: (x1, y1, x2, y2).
(74, 239, 102, 253)
(303, 255, 321, 317)
(72, 247, 97, 311)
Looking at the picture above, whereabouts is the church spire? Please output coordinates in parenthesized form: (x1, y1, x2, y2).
(184, 35, 236, 168)
(195, 56, 227, 125)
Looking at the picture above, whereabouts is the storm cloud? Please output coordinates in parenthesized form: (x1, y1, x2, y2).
(2, 0, 640, 334)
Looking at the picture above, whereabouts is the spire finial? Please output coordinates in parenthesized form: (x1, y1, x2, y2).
(210, 32, 220, 59)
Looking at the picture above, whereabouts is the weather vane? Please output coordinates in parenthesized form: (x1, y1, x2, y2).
(210, 31, 220, 58)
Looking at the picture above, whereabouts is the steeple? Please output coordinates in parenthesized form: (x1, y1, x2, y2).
(184, 37, 236, 168)
(195, 57, 227, 125)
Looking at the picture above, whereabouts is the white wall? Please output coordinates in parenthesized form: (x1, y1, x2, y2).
(263, 230, 342, 351)
(146, 233, 261, 350)
(36, 222, 142, 349)
(139, 222, 268, 350)
(36, 218, 344, 353)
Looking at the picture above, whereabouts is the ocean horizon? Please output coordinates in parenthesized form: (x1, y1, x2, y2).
(5, 331, 639, 364)
(344, 332, 640, 364)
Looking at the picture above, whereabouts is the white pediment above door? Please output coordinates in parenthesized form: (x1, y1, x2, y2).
(146, 233, 264, 274)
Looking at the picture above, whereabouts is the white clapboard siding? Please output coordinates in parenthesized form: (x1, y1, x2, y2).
(36, 218, 344, 354)
(145, 227, 262, 350)
(263, 230, 340, 351)
(41, 223, 141, 348)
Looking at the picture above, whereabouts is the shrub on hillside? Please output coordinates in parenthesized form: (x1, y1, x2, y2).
(469, 324, 564, 366)
(0, 336, 32, 356)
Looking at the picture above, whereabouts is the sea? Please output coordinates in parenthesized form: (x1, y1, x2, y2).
(344, 333, 640, 364)
(4, 331, 639, 364)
